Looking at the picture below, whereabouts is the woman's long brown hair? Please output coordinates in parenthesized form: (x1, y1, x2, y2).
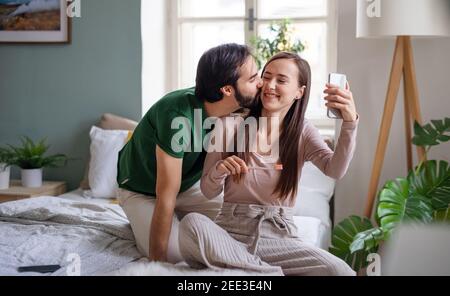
(233, 52, 311, 201)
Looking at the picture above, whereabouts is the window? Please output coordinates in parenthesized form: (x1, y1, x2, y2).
(165, 0, 337, 129)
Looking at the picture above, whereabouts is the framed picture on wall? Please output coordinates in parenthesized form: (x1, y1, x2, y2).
(0, 0, 71, 44)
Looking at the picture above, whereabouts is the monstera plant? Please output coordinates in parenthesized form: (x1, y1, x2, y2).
(330, 117, 450, 273)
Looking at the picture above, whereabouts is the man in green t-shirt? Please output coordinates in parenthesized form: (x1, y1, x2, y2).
(116, 43, 262, 263)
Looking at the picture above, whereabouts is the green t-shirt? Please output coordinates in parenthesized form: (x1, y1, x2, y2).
(117, 87, 210, 196)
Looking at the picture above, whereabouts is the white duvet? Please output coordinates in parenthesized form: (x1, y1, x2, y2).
(0, 193, 331, 276)
(0, 196, 141, 276)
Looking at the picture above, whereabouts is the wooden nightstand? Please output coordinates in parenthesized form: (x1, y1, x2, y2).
(0, 180, 67, 203)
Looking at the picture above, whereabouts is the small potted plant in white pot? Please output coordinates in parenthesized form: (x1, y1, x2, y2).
(0, 147, 15, 190)
(9, 137, 68, 188)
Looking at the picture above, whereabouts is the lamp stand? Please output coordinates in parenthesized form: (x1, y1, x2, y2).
(364, 36, 427, 218)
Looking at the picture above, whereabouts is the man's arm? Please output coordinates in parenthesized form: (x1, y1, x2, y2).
(149, 145, 182, 262)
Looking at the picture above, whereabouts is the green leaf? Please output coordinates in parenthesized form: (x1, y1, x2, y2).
(433, 207, 450, 222)
(7, 137, 69, 169)
(377, 178, 433, 236)
(42, 154, 68, 168)
(350, 227, 386, 253)
(0, 146, 16, 165)
(251, 19, 306, 69)
(408, 160, 450, 210)
(330, 216, 375, 272)
(412, 117, 450, 147)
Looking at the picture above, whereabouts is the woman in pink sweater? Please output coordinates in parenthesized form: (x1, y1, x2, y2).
(179, 52, 359, 276)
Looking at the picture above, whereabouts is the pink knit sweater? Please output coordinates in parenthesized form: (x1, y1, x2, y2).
(200, 116, 359, 207)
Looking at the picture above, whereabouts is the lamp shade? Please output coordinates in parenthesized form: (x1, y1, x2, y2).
(356, 0, 450, 38)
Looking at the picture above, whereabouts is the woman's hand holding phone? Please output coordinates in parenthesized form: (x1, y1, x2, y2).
(217, 156, 248, 176)
(324, 74, 358, 122)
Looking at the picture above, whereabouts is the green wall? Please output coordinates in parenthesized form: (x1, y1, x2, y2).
(0, 0, 142, 190)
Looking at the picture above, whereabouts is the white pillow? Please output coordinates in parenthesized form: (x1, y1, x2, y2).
(299, 161, 335, 199)
(293, 216, 323, 247)
(85, 126, 129, 198)
(294, 161, 336, 226)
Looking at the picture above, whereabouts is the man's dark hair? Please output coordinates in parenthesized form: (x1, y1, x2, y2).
(195, 43, 252, 103)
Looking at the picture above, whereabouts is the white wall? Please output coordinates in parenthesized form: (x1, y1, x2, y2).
(334, 0, 450, 222)
(141, 0, 168, 115)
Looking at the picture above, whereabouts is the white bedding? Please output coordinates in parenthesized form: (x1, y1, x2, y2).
(0, 185, 332, 276)
(0, 196, 141, 276)
(59, 188, 116, 204)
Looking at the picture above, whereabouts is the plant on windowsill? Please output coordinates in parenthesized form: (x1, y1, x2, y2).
(250, 19, 306, 69)
(0, 146, 15, 190)
(8, 136, 69, 188)
(330, 117, 450, 274)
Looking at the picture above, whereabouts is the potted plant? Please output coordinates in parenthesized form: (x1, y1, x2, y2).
(0, 146, 15, 190)
(8, 136, 68, 188)
(330, 117, 450, 274)
(251, 19, 306, 69)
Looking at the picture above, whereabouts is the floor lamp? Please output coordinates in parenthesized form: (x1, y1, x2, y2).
(356, 0, 450, 218)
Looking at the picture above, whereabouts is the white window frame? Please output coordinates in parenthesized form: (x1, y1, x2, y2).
(167, 0, 338, 131)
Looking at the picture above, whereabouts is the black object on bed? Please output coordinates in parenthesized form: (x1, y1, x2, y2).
(18, 265, 62, 273)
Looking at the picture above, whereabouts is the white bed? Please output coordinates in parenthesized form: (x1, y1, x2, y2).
(0, 161, 334, 276)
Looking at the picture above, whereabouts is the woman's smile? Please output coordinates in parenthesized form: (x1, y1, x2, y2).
(263, 92, 280, 101)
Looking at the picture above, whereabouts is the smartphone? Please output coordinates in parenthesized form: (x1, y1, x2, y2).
(327, 73, 347, 119)
(18, 264, 61, 273)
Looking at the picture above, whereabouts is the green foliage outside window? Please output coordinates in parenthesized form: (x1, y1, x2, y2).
(250, 19, 306, 69)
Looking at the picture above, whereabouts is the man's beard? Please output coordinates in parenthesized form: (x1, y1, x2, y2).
(235, 87, 260, 109)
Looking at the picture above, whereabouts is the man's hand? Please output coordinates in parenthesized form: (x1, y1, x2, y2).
(149, 145, 182, 262)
